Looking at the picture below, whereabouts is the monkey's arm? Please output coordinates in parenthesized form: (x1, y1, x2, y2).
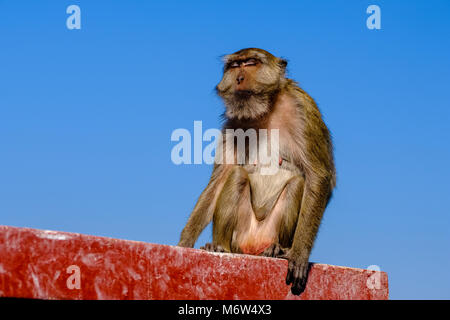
(285, 173, 331, 294)
(178, 164, 232, 248)
(285, 91, 335, 295)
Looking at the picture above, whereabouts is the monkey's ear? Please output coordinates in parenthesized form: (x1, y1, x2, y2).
(279, 59, 288, 69)
(221, 54, 232, 64)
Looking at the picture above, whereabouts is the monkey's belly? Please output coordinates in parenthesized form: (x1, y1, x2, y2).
(235, 218, 277, 255)
(234, 168, 296, 255)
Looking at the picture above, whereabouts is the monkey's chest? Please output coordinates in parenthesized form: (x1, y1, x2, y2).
(233, 168, 296, 255)
(248, 169, 292, 214)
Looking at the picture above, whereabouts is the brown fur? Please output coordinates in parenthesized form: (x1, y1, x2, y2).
(178, 48, 336, 295)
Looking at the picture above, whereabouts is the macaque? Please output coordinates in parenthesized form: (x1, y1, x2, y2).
(178, 48, 336, 295)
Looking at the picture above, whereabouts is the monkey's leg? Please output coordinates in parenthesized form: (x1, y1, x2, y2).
(261, 175, 304, 258)
(178, 164, 232, 248)
(203, 166, 250, 253)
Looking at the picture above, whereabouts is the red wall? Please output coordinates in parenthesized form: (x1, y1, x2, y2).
(0, 226, 388, 300)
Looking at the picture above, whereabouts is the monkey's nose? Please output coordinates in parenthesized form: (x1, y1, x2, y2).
(237, 75, 244, 84)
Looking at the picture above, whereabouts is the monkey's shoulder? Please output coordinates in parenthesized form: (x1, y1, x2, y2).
(282, 79, 322, 114)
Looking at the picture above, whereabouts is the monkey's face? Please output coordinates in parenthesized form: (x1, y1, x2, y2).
(216, 48, 287, 120)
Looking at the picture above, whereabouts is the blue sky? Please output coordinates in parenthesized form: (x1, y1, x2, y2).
(0, 1, 449, 299)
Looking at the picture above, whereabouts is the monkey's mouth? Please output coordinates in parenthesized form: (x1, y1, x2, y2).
(234, 90, 254, 99)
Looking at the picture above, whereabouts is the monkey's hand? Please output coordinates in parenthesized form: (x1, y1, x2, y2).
(283, 250, 311, 296)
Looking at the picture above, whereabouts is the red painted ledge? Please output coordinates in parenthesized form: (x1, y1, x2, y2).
(0, 225, 388, 300)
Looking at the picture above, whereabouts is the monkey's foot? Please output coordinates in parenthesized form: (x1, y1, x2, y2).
(200, 243, 226, 253)
(260, 243, 287, 258)
(286, 256, 312, 296)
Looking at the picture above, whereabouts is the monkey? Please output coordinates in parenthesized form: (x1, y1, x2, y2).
(178, 48, 336, 295)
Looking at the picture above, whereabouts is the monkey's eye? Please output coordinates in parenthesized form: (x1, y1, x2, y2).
(229, 61, 240, 68)
(243, 58, 258, 67)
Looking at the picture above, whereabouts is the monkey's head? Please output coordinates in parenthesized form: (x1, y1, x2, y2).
(216, 48, 287, 120)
